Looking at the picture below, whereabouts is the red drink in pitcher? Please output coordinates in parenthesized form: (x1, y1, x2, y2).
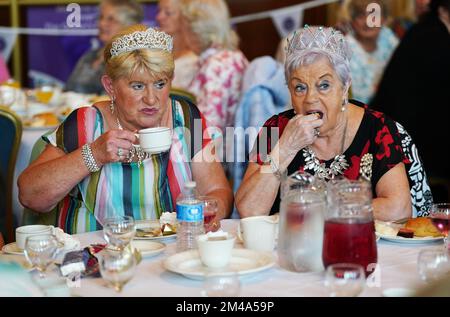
(322, 217, 377, 276)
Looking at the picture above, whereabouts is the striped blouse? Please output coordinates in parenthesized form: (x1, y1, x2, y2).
(44, 97, 209, 234)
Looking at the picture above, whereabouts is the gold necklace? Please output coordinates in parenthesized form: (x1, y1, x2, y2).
(116, 116, 148, 167)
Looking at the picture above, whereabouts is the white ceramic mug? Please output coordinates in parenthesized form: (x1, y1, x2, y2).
(134, 127, 172, 154)
(15, 225, 54, 250)
(197, 232, 235, 268)
(237, 215, 278, 252)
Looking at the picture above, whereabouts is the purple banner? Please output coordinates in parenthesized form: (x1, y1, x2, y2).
(26, 3, 158, 87)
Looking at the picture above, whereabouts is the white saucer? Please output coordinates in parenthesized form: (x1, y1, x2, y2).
(131, 240, 165, 257)
(382, 288, 416, 297)
(164, 248, 275, 280)
(1, 242, 24, 255)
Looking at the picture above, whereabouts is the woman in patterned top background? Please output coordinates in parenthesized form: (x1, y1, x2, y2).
(18, 25, 232, 234)
(179, 0, 248, 134)
(236, 26, 412, 222)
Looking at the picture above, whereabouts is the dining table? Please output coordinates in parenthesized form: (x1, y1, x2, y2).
(36, 219, 441, 297)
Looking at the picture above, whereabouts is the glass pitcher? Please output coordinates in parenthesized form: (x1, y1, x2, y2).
(278, 171, 327, 272)
(322, 178, 378, 276)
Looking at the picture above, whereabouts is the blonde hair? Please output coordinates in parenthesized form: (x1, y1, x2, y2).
(179, 0, 239, 51)
(100, 0, 144, 25)
(104, 24, 174, 81)
(338, 0, 389, 24)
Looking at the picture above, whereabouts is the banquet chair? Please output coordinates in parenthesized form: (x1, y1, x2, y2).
(0, 106, 22, 243)
(170, 88, 196, 105)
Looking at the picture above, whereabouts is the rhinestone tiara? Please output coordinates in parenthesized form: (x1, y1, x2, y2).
(286, 25, 351, 61)
(110, 27, 173, 57)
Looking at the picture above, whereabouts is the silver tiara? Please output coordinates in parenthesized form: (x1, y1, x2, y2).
(110, 28, 173, 57)
(286, 25, 351, 61)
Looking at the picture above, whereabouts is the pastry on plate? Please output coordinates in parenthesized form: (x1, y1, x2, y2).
(404, 217, 442, 237)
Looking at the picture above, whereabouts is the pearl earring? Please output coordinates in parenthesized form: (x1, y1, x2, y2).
(341, 97, 348, 112)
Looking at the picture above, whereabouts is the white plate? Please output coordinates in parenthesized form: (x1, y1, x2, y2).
(376, 233, 443, 243)
(131, 240, 165, 257)
(1, 242, 24, 255)
(164, 249, 275, 280)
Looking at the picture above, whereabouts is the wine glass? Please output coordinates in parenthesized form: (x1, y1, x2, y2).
(324, 263, 365, 297)
(199, 196, 221, 232)
(99, 248, 136, 292)
(103, 216, 136, 250)
(417, 249, 450, 283)
(201, 271, 241, 297)
(24, 234, 58, 279)
(429, 203, 450, 250)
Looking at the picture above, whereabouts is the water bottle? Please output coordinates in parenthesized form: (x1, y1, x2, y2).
(176, 181, 204, 252)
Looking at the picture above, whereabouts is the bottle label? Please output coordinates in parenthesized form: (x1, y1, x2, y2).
(176, 203, 204, 222)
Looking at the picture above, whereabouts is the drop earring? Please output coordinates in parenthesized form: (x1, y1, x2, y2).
(110, 96, 115, 114)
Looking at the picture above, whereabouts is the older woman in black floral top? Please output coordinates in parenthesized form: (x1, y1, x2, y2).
(236, 26, 412, 221)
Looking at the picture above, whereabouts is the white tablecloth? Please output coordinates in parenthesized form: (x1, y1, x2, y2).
(62, 220, 440, 297)
(12, 126, 54, 226)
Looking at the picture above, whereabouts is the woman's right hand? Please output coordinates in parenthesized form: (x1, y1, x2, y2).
(89, 129, 137, 165)
(277, 113, 323, 162)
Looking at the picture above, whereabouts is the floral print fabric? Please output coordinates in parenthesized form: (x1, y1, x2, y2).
(188, 47, 248, 132)
(346, 27, 398, 104)
(252, 101, 407, 214)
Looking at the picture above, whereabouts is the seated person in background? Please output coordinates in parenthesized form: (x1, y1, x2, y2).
(389, 0, 431, 39)
(371, 0, 450, 200)
(156, 0, 199, 90)
(65, 0, 143, 95)
(0, 55, 10, 84)
(18, 25, 233, 234)
(179, 0, 248, 134)
(236, 26, 412, 222)
(344, 0, 398, 104)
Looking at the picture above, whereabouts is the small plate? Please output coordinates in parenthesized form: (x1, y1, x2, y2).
(164, 249, 275, 280)
(1, 242, 24, 255)
(131, 240, 165, 257)
(376, 233, 443, 244)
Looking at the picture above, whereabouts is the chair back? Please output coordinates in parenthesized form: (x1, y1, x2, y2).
(394, 122, 434, 217)
(170, 88, 196, 106)
(0, 106, 22, 242)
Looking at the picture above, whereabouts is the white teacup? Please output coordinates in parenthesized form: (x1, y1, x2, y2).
(237, 215, 278, 252)
(197, 231, 235, 268)
(134, 127, 172, 154)
(15, 225, 54, 250)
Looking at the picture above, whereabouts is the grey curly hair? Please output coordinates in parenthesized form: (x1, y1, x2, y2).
(285, 26, 353, 90)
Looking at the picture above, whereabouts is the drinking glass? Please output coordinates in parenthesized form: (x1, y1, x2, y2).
(429, 203, 450, 250)
(324, 263, 365, 297)
(199, 196, 221, 232)
(201, 271, 241, 297)
(417, 249, 450, 283)
(99, 248, 136, 292)
(0, 85, 17, 108)
(24, 234, 58, 278)
(103, 216, 136, 250)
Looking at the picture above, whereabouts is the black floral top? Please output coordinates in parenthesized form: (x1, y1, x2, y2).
(251, 101, 408, 214)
